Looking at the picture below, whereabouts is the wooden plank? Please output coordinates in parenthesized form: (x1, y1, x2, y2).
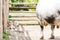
(9, 2, 37, 5)
(12, 16, 36, 18)
(9, 19, 37, 21)
(9, 17, 37, 20)
(9, 7, 36, 9)
(9, 11, 36, 13)
(9, 20, 38, 24)
(17, 24, 39, 25)
(9, 12, 36, 16)
(21, 24, 39, 27)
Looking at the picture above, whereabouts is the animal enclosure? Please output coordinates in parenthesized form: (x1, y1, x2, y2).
(2, 0, 60, 40)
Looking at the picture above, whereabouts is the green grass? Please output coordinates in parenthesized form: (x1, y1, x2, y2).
(9, 15, 12, 18)
(3, 31, 10, 40)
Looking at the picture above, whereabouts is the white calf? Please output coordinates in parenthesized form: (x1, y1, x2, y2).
(36, 0, 60, 39)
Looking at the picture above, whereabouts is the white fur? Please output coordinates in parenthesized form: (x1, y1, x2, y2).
(36, 0, 60, 19)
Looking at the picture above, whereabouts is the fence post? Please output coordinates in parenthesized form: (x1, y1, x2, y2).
(0, 0, 3, 40)
(3, 0, 9, 32)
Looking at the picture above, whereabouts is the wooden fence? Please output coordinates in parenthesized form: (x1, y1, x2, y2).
(9, 11, 38, 25)
(9, 2, 39, 27)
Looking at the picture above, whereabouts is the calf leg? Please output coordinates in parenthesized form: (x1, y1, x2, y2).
(40, 25, 44, 39)
(38, 22, 44, 39)
(50, 25, 55, 39)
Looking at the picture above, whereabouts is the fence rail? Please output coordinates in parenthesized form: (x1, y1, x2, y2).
(9, 2, 37, 5)
(9, 7, 36, 9)
(9, 11, 36, 13)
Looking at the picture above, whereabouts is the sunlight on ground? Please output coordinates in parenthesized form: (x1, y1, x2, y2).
(9, 24, 60, 40)
(22, 25, 60, 40)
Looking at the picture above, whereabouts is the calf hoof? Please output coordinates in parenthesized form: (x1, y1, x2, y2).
(57, 25, 59, 29)
(40, 37, 43, 40)
(50, 36, 54, 39)
(40, 36, 43, 39)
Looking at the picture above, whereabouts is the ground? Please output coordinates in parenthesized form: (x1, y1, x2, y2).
(8, 25, 60, 40)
